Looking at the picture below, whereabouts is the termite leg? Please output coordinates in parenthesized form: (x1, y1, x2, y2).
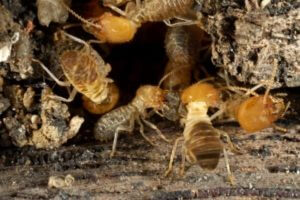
(62, 23, 82, 30)
(105, 4, 127, 17)
(61, 1, 101, 29)
(32, 59, 70, 87)
(110, 129, 120, 158)
(110, 117, 135, 158)
(48, 88, 77, 103)
(244, 83, 264, 96)
(219, 130, 243, 155)
(210, 106, 225, 121)
(60, 31, 91, 49)
(142, 118, 170, 143)
(87, 39, 105, 45)
(164, 137, 184, 177)
(179, 144, 186, 176)
(223, 148, 236, 185)
(264, 59, 278, 104)
(163, 18, 197, 27)
(136, 117, 156, 146)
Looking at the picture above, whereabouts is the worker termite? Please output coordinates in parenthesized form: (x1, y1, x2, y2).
(160, 25, 212, 90)
(236, 95, 285, 132)
(214, 57, 287, 133)
(94, 85, 170, 157)
(161, 26, 196, 90)
(33, 30, 118, 114)
(104, 0, 198, 27)
(164, 82, 239, 184)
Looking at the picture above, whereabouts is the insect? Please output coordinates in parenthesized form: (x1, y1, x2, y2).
(161, 26, 196, 90)
(104, 0, 197, 27)
(160, 25, 212, 90)
(213, 55, 287, 133)
(94, 85, 170, 157)
(221, 91, 286, 133)
(82, 12, 138, 43)
(33, 30, 118, 114)
(60, 1, 137, 43)
(164, 82, 239, 184)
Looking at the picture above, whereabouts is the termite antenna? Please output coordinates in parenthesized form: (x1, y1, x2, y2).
(263, 58, 278, 104)
(60, 0, 102, 29)
(32, 58, 71, 87)
(158, 65, 190, 88)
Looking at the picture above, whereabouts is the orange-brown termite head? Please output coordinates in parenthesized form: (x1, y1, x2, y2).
(236, 95, 285, 133)
(82, 83, 120, 114)
(135, 85, 165, 110)
(83, 12, 138, 43)
(181, 82, 221, 107)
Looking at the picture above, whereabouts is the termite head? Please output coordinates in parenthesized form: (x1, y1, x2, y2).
(83, 12, 137, 43)
(237, 95, 285, 133)
(181, 82, 221, 107)
(136, 85, 165, 110)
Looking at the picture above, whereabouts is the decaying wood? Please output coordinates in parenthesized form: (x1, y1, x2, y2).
(198, 0, 300, 88)
(0, 0, 299, 199)
(0, 119, 299, 199)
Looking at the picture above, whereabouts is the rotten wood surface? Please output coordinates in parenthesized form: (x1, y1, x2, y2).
(0, 1, 299, 199)
(198, 0, 300, 88)
(0, 120, 299, 199)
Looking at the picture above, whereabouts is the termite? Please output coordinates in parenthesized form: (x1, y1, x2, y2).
(215, 65, 287, 133)
(33, 30, 118, 114)
(217, 86, 286, 133)
(94, 85, 170, 157)
(164, 82, 239, 184)
(161, 26, 196, 90)
(104, 0, 198, 27)
(160, 25, 212, 90)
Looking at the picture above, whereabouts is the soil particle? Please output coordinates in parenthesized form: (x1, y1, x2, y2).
(36, 0, 71, 27)
(198, 0, 300, 87)
(23, 86, 35, 110)
(0, 94, 10, 114)
(29, 87, 84, 149)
